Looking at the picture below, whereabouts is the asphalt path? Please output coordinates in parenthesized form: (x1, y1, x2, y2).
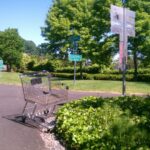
(0, 85, 50, 150)
(0, 84, 120, 150)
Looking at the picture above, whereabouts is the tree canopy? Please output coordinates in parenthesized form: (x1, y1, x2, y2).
(23, 40, 37, 55)
(42, 0, 121, 65)
(42, 0, 150, 68)
(126, 0, 150, 78)
(0, 28, 24, 71)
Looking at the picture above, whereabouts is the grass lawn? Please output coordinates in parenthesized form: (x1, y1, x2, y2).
(62, 80, 150, 95)
(0, 72, 20, 85)
(0, 72, 150, 94)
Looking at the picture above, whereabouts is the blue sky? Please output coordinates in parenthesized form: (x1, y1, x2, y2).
(0, 0, 52, 45)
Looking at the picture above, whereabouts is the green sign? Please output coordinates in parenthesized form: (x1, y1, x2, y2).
(69, 54, 82, 61)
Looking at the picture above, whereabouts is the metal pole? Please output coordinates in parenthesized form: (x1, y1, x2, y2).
(74, 61, 76, 85)
(122, 3, 126, 96)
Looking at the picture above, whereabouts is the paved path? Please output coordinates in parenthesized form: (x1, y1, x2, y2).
(0, 84, 120, 150)
(0, 85, 50, 150)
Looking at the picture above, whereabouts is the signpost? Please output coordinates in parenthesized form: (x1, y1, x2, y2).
(111, 3, 135, 96)
(68, 35, 81, 84)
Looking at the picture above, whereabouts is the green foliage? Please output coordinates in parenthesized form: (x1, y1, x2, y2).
(32, 61, 55, 72)
(23, 40, 37, 55)
(52, 72, 90, 80)
(56, 96, 150, 149)
(127, 0, 150, 74)
(42, 0, 120, 65)
(53, 67, 150, 81)
(20, 53, 32, 71)
(56, 64, 106, 74)
(0, 28, 24, 71)
(52, 72, 150, 82)
(27, 60, 35, 70)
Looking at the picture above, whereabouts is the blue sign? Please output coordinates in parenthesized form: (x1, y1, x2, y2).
(0, 60, 3, 64)
(122, 0, 126, 4)
(69, 54, 82, 61)
(0, 60, 4, 70)
(70, 35, 80, 42)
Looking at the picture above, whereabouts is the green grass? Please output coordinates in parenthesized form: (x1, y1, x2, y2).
(63, 80, 150, 95)
(0, 72, 150, 94)
(0, 72, 20, 85)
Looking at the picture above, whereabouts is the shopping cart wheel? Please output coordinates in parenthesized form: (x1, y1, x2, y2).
(22, 115, 27, 123)
(15, 115, 26, 123)
(44, 109, 49, 116)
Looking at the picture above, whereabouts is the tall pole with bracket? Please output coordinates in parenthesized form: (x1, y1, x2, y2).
(110, 0, 135, 96)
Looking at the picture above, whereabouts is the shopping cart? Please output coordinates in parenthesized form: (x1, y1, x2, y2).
(17, 72, 69, 131)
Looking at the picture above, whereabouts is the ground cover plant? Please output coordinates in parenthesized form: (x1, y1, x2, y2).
(55, 96, 150, 149)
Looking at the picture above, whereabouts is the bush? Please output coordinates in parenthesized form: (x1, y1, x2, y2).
(52, 72, 92, 80)
(56, 64, 101, 74)
(27, 60, 35, 70)
(32, 61, 55, 72)
(55, 96, 150, 149)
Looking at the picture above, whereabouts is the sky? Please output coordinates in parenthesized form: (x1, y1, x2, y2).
(0, 0, 52, 46)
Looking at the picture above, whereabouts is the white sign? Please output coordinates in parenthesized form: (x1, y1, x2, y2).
(110, 5, 135, 37)
(126, 8, 136, 37)
(111, 5, 123, 34)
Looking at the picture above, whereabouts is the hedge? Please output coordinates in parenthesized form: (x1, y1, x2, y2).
(55, 96, 150, 149)
(56, 65, 100, 74)
(52, 72, 150, 82)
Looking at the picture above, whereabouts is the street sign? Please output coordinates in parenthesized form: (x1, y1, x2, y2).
(126, 8, 136, 37)
(69, 54, 82, 61)
(70, 35, 80, 42)
(111, 5, 123, 34)
(110, 5, 135, 37)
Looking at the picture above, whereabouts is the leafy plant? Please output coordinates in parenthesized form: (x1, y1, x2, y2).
(55, 96, 150, 149)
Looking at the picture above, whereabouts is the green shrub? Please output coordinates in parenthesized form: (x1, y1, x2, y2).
(27, 60, 35, 70)
(52, 72, 92, 80)
(56, 64, 101, 74)
(56, 67, 77, 73)
(52, 72, 150, 82)
(55, 96, 150, 149)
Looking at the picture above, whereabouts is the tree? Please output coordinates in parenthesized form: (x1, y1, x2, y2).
(42, 0, 149, 77)
(37, 43, 50, 56)
(42, 0, 120, 66)
(0, 28, 24, 71)
(23, 40, 37, 55)
(127, 0, 150, 80)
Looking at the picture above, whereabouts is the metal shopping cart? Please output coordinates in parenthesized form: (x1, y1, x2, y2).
(17, 71, 69, 132)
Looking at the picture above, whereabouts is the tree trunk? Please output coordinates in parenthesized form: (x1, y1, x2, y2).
(6, 64, 11, 72)
(133, 51, 138, 81)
